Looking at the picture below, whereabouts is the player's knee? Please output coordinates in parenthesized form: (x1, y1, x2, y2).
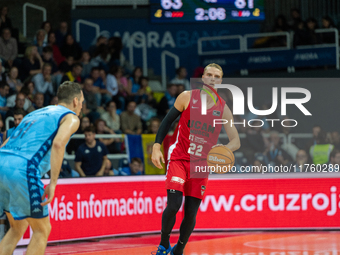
(167, 200, 182, 214)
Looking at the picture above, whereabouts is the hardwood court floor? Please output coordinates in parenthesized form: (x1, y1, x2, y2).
(13, 231, 340, 255)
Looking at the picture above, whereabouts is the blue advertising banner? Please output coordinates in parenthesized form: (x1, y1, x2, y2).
(201, 47, 337, 73)
(71, 18, 261, 77)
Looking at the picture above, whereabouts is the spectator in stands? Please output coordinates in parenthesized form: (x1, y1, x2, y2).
(310, 131, 334, 165)
(101, 101, 120, 132)
(32, 63, 53, 106)
(291, 149, 309, 172)
(82, 78, 100, 123)
(329, 149, 340, 168)
(263, 131, 292, 166)
(61, 34, 82, 61)
(0, 27, 17, 68)
(121, 157, 143, 175)
(95, 118, 121, 154)
(135, 76, 152, 104)
(32, 93, 44, 110)
(193, 66, 204, 79)
(331, 131, 340, 150)
(48, 31, 65, 65)
(42, 46, 58, 74)
(270, 15, 289, 47)
(6, 86, 34, 114)
(177, 84, 185, 95)
(120, 101, 142, 135)
(50, 95, 58, 105)
(75, 126, 113, 177)
(59, 55, 74, 73)
(293, 19, 307, 47)
(0, 59, 6, 83)
(81, 51, 91, 78)
(34, 29, 48, 55)
(130, 67, 143, 96)
(170, 67, 190, 90)
(0, 82, 9, 120)
(5, 91, 28, 120)
(22, 80, 34, 102)
(157, 84, 177, 118)
(148, 118, 161, 134)
(108, 37, 123, 66)
(0, 6, 12, 33)
(61, 63, 82, 84)
(305, 124, 322, 151)
(242, 125, 265, 163)
(41, 21, 52, 43)
(89, 67, 111, 107)
(106, 66, 119, 98)
(288, 8, 302, 31)
(321, 16, 336, 44)
(90, 44, 110, 72)
(89, 36, 108, 58)
(21, 45, 44, 82)
(3, 108, 25, 141)
(66, 116, 91, 155)
(55, 21, 69, 47)
(6, 66, 22, 94)
(304, 17, 322, 45)
(113, 66, 131, 111)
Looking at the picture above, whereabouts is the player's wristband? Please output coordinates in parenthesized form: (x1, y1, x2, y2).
(155, 106, 182, 145)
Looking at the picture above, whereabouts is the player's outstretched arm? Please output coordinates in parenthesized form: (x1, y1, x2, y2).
(151, 91, 190, 169)
(214, 104, 241, 152)
(41, 114, 80, 206)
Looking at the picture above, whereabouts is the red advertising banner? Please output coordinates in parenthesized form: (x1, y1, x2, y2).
(17, 175, 340, 245)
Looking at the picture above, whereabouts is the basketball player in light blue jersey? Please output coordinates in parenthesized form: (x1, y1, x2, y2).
(0, 81, 83, 255)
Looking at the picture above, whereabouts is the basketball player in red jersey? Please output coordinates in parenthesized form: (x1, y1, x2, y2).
(151, 63, 240, 255)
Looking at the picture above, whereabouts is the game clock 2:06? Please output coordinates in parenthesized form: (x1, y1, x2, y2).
(195, 8, 226, 21)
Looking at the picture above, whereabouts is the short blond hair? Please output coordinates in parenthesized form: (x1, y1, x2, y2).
(204, 63, 223, 77)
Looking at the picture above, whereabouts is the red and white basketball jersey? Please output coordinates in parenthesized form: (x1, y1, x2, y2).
(168, 89, 226, 162)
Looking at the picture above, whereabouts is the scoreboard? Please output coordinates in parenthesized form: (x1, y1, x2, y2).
(150, 0, 265, 23)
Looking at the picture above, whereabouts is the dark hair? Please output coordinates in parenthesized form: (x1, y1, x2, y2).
(96, 36, 106, 43)
(42, 63, 52, 70)
(20, 86, 30, 96)
(57, 81, 82, 104)
(139, 76, 149, 86)
(13, 108, 26, 117)
(83, 126, 96, 134)
(131, 157, 142, 164)
(72, 63, 83, 70)
(330, 149, 340, 159)
(91, 67, 100, 72)
(316, 131, 327, 144)
(0, 82, 9, 89)
(94, 118, 107, 133)
(176, 67, 186, 75)
(1, 27, 10, 35)
(41, 21, 52, 31)
(42, 46, 53, 53)
(322, 15, 335, 28)
(105, 100, 116, 109)
(167, 83, 177, 89)
(109, 65, 119, 75)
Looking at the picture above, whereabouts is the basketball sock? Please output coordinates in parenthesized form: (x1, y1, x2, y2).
(159, 190, 183, 249)
(175, 196, 202, 254)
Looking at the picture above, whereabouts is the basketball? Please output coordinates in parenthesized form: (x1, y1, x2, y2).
(207, 146, 235, 174)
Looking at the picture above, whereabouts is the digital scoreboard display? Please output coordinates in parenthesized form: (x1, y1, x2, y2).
(150, 0, 265, 23)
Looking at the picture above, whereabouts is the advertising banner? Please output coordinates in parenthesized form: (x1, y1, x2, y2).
(17, 175, 340, 245)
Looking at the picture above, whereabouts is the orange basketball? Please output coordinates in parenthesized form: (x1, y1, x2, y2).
(207, 146, 235, 174)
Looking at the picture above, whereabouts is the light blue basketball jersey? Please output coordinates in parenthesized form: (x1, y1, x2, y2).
(6, 126, 15, 139)
(0, 105, 76, 176)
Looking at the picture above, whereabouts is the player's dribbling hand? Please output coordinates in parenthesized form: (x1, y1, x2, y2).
(151, 143, 165, 169)
(40, 184, 56, 206)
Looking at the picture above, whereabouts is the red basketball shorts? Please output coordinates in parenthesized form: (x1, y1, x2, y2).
(165, 160, 209, 200)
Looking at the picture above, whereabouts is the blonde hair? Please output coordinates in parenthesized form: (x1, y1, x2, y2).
(25, 45, 36, 58)
(204, 63, 223, 77)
